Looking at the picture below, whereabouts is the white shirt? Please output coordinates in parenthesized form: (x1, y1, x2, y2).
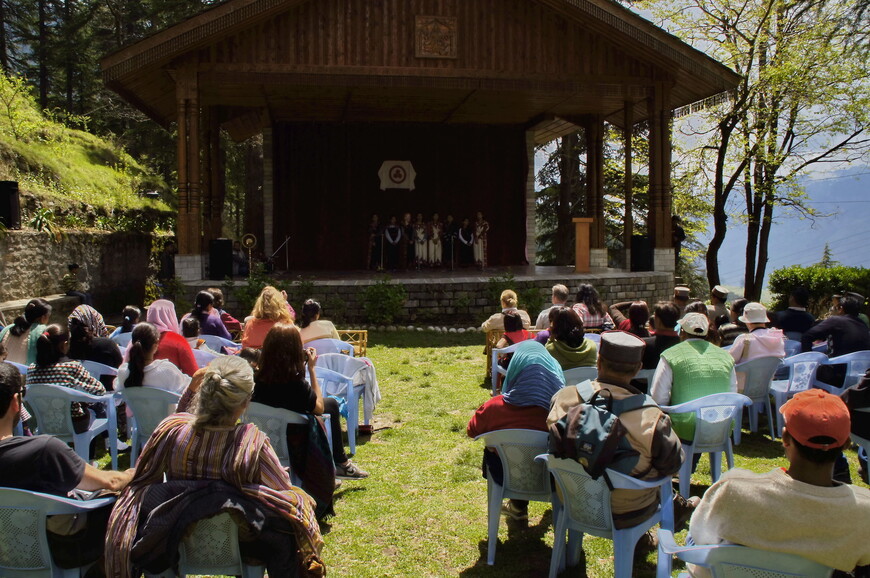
(649, 339, 737, 406)
(114, 359, 191, 395)
(534, 302, 567, 330)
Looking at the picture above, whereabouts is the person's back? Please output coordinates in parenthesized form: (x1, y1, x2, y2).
(802, 296, 870, 357)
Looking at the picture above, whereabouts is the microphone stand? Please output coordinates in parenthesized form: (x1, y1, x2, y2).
(270, 236, 291, 272)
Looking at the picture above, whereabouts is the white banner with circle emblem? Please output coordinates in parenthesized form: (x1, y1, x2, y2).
(378, 160, 417, 190)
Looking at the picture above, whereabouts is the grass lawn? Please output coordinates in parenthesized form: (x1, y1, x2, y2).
(99, 331, 868, 576)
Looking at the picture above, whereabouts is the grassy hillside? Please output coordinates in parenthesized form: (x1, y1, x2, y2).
(0, 74, 172, 232)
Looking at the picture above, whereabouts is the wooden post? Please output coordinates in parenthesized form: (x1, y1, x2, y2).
(647, 82, 673, 250)
(623, 101, 634, 252)
(175, 62, 202, 255)
(573, 218, 594, 273)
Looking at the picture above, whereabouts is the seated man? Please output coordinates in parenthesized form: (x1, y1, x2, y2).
(650, 313, 736, 442)
(802, 295, 870, 358)
(689, 390, 870, 575)
(673, 285, 691, 315)
(706, 285, 729, 325)
(61, 262, 93, 306)
(718, 298, 748, 347)
(642, 301, 681, 370)
(535, 284, 569, 330)
(549, 331, 690, 531)
(772, 286, 815, 340)
(0, 363, 134, 569)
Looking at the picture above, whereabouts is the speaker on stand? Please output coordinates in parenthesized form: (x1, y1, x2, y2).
(0, 181, 21, 229)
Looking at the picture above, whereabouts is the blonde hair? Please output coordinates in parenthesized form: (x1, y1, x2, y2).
(190, 356, 255, 428)
(500, 289, 518, 309)
(250, 286, 293, 323)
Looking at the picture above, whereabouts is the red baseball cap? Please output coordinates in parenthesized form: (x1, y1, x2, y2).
(780, 389, 850, 450)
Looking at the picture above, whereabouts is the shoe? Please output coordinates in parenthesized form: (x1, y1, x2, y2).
(335, 460, 369, 479)
(673, 494, 700, 531)
(501, 501, 528, 521)
(637, 529, 658, 553)
(334, 479, 343, 490)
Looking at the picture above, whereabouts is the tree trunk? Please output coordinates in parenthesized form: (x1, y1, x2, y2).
(555, 132, 579, 266)
(37, 0, 47, 108)
(0, 1, 8, 73)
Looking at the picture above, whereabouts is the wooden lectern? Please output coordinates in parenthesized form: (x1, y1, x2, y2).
(572, 218, 594, 273)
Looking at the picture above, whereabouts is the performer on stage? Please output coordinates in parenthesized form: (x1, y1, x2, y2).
(443, 214, 458, 269)
(414, 213, 428, 268)
(474, 211, 490, 269)
(427, 213, 443, 267)
(401, 212, 414, 270)
(384, 216, 403, 271)
(367, 213, 382, 270)
(458, 217, 475, 267)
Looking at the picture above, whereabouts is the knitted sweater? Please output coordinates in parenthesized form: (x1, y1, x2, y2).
(545, 338, 597, 370)
(689, 468, 870, 572)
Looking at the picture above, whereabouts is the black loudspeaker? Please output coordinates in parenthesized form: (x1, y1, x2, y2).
(0, 181, 21, 229)
(631, 235, 653, 272)
(209, 238, 233, 280)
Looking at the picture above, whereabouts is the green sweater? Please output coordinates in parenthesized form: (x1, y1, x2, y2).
(546, 338, 597, 370)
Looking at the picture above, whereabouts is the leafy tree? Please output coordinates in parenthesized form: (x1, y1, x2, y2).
(640, 0, 870, 300)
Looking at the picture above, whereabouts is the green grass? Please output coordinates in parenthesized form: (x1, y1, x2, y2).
(96, 331, 868, 576)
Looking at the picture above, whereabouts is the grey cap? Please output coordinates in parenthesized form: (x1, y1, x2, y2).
(598, 331, 646, 364)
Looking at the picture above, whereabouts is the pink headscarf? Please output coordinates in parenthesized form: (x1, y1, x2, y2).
(146, 299, 181, 334)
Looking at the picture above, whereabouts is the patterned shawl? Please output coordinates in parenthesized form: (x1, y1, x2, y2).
(502, 340, 566, 409)
(104, 414, 325, 577)
(146, 299, 181, 334)
(68, 305, 109, 337)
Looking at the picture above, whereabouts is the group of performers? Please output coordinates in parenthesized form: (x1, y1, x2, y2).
(367, 212, 489, 271)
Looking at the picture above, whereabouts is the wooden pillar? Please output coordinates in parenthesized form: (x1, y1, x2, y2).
(623, 101, 634, 252)
(647, 82, 673, 250)
(175, 63, 202, 255)
(202, 108, 224, 244)
(573, 218, 594, 272)
(584, 115, 606, 249)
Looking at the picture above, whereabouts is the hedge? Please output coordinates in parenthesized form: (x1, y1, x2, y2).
(767, 265, 870, 317)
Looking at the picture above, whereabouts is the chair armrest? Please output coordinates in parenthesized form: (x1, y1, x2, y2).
(39, 493, 117, 515)
(657, 528, 724, 565)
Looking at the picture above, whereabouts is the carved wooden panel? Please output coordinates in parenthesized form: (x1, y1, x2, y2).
(414, 15, 458, 59)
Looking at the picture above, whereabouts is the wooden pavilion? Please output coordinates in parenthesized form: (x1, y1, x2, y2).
(102, 0, 740, 279)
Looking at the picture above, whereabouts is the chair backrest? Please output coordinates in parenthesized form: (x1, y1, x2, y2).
(828, 351, 870, 387)
(121, 387, 181, 443)
(634, 368, 655, 383)
(662, 393, 752, 451)
(780, 352, 828, 394)
(23, 384, 106, 440)
(192, 349, 221, 368)
(585, 333, 602, 346)
(563, 366, 598, 384)
(200, 334, 239, 352)
(178, 512, 246, 576)
(735, 356, 782, 401)
(313, 365, 355, 397)
(80, 360, 119, 381)
(242, 402, 308, 467)
(0, 488, 115, 577)
(307, 338, 354, 356)
(4, 361, 27, 375)
(476, 429, 550, 499)
(111, 332, 133, 348)
(542, 454, 614, 535)
(783, 339, 801, 357)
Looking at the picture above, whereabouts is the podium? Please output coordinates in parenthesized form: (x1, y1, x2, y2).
(572, 218, 594, 273)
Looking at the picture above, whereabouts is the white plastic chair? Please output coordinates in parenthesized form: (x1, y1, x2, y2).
(176, 512, 264, 578)
(242, 402, 333, 484)
(24, 384, 119, 469)
(200, 334, 239, 352)
(536, 454, 673, 578)
(585, 333, 602, 346)
(192, 349, 220, 369)
(562, 366, 598, 384)
(783, 339, 801, 357)
(770, 352, 829, 435)
(5, 361, 28, 375)
(307, 338, 354, 356)
(661, 392, 752, 499)
(313, 365, 364, 455)
(0, 487, 116, 578)
(657, 527, 833, 577)
(735, 356, 782, 441)
(815, 350, 870, 395)
(490, 341, 525, 394)
(111, 332, 133, 348)
(80, 360, 119, 382)
(474, 429, 552, 566)
(120, 387, 181, 465)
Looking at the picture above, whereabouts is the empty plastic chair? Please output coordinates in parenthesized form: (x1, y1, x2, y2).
(815, 351, 870, 396)
(313, 365, 363, 455)
(121, 387, 181, 465)
(306, 338, 354, 356)
(735, 356, 782, 440)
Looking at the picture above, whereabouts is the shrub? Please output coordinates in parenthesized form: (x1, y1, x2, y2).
(768, 265, 870, 317)
(362, 276, 407, 325)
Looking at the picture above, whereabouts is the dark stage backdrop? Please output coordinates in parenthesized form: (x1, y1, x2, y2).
(271, 122, 529, 270)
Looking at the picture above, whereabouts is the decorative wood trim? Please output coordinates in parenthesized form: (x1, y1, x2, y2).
(414, 15, 458, 59)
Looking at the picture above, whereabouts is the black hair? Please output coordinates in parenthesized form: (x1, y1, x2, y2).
(790, 286, 810, 308)
(207, 288, 224, 310)
(238, 348, 261, 368)
(684, 301, 708, 315)
(68, 317, 92, 361)
(10, 298, 52, 337)
(181, 317, 201, 338)
(300, 299, 322, 329)
(125, 323, 161, 389)
(654, 301, 680, 329)
(503, 310, 523, 333)
(731, 298, 749, 315)
(787, 430, 845, 464)
(34, 324, 69, 368)
(120, 306, 141, 333)
(575, 284, 606, 316)
(67, 263, 79, 272)
(0, 363, 22, 418)
(627, 301, 650, 334)
(191, 291, 214, 323)
(551, 307, 585, 348)
(841, 296, 861, 316)
(714, 313, 730, 329)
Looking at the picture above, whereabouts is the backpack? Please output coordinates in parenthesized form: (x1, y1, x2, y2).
(548, 380, 658, 483)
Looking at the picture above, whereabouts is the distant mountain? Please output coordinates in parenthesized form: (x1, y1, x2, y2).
(698, 167, 870, 292)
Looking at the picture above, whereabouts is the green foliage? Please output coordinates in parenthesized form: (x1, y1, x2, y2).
(27, 208, 63, 242)
(768, 264, 870, 316)
(485, 273, 516, 305)
(228, 264, 273, 317)
(817, 244, 840, 269)
(284, 278, 317, 311)
(362, 276, 407, 325)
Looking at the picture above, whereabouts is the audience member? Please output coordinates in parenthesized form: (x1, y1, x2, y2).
(0, 363, 134, 570)
(549, 332, 692, 531)
(115, 322, 190, 395)
(535, 284, 569, 330)
(480, 289, 532, 332)
(61, 263, 93, 306)
(109, 305, 140, 337)
(673, 285, 690, 315)
(641, 301, 681, 370)
(572, 284, 614, 331)
(298, 299, 340, 343)
(546, 307, 597, 370)
(718, 298, 749, 347)
(619, 301, 651, 337)
(145, 299, 198, 377)
(468, 340, 563, 520)
(844, 292, 870, 327)
(180, 317, 213, 352)
(67, 305, 123, 371)
(707, 285, 729, 324)
(802, 295, 870, 358)
(728, 303, 786, 365)
(772, 286, 815, 340)
(241, 286, 294, 349)
(206, 287, 242, 334)
(650, 313, 737, 441)
(181, 291, 233, 340)
(0, 298, 51, 365)
(688, 390, 870, 575)
(104, 356, 325, 577)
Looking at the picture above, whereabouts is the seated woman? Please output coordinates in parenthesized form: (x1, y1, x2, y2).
(104, 356, 325, 577)
(181, 291, 233, 340)
(67, 305, 123, 378)
(618, 301, 651, 338)
(206, 287, 242, 334)
(467, 340, 565, 519)
(145, 299, 197, 377)
(180, 317, 220, 354)
(254, 324, 369, 481)
(0, 298, 51, 365)
(495, 311, 535, 379)
(572, 284, 614, 331)
(298, 299, 340, 344)
(241, 286, 294, 349)
(25, 324, 106, 432)
(109, 305, 140, 338)
(546, 307, 598, 370)
(480, 289, 532, 332)
(115, 322, 191, 395)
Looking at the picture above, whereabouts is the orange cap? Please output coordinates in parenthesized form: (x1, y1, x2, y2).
(780, 390, 850, 450)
